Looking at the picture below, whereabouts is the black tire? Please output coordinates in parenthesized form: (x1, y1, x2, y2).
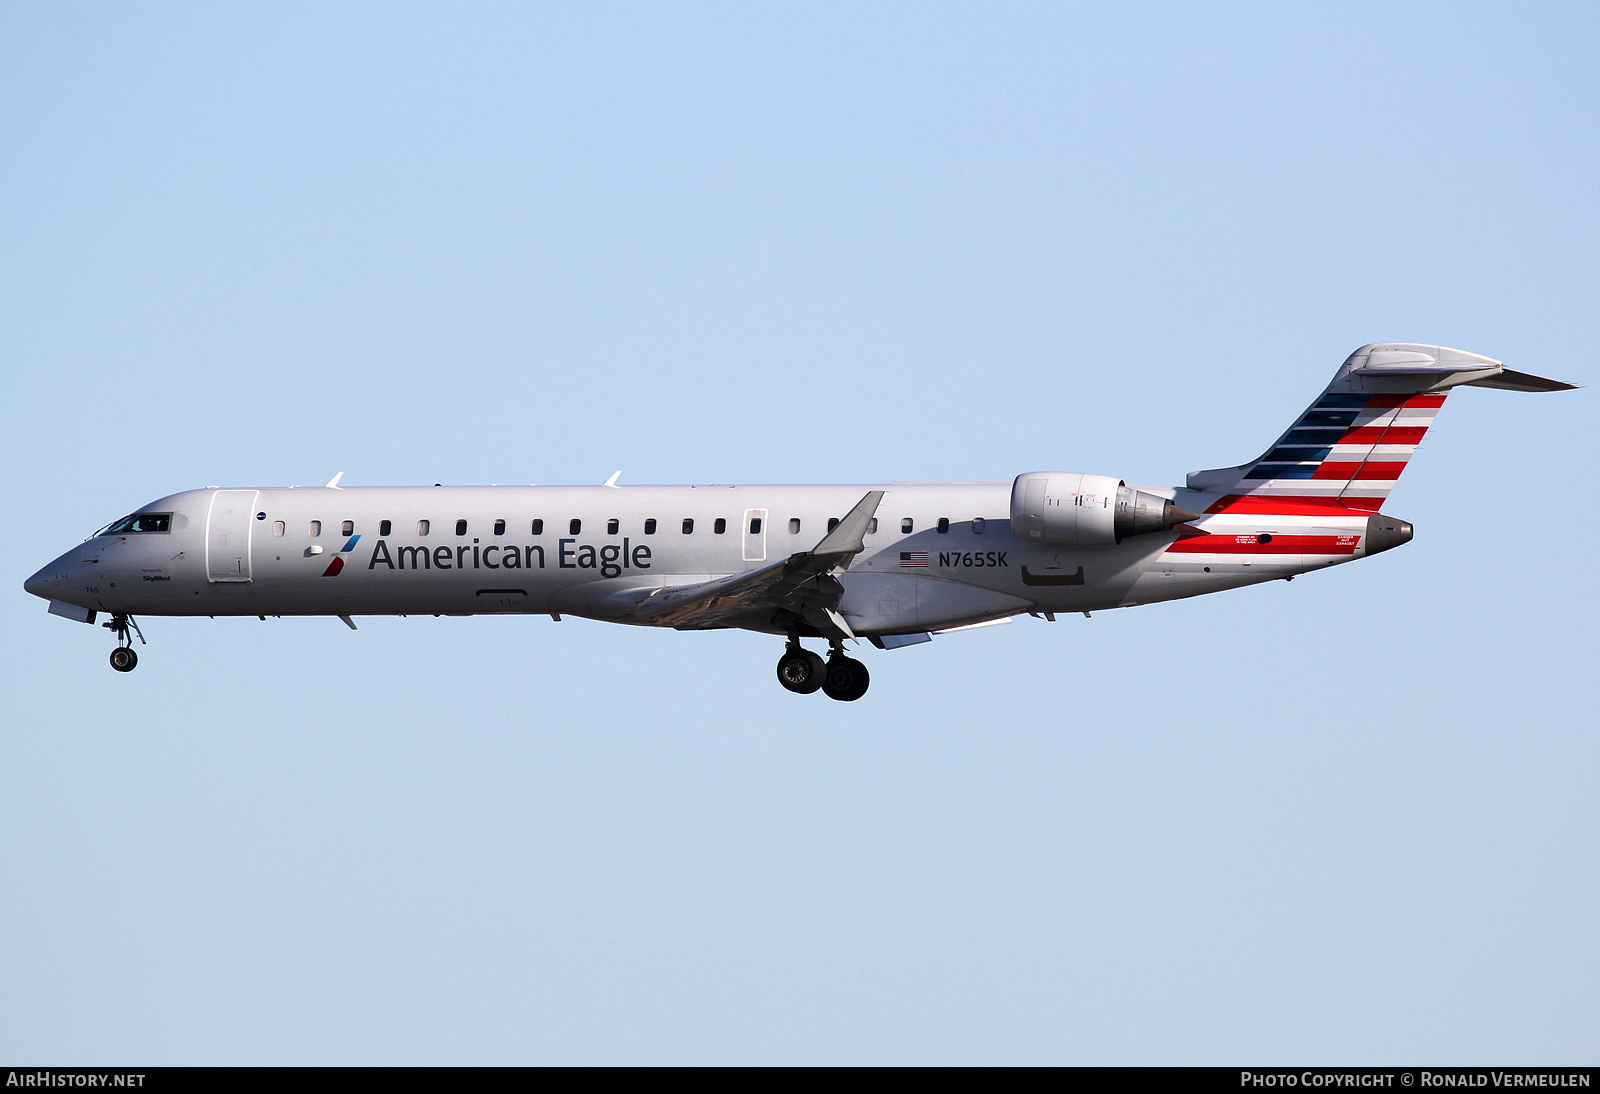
(803, 650, 825, 685)
(776, 649, 824, 694)
(821, 655, 870, 701)
(109, 647, 137, 672)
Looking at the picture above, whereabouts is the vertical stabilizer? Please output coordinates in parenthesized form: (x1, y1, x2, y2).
(1186, 344, 1572, 512)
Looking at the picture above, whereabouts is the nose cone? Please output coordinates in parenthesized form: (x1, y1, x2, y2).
(1364, 513, 1414, 556)
(24, 563, 56, 600)
(24, 546, 85, 601)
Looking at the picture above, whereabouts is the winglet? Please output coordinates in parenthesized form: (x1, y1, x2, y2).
(603, 471, 622, 488)
(810, 490, 884, 557)
(324, 472, 344, 489)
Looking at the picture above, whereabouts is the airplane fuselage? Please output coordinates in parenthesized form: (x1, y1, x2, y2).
(28, 480, 1375, 634)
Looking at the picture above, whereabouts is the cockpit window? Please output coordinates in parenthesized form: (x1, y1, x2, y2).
(102, 513, 171, 535)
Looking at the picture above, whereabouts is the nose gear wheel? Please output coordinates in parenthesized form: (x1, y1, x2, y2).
(102, 613, 145, 672)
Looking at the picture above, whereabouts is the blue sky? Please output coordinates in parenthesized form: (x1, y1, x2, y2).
(2, 2, 1595, 1063)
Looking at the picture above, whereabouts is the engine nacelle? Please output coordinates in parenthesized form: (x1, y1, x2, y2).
(1010, 472, 1200, 546)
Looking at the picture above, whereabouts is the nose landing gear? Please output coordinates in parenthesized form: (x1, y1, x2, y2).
(776, 640, 870, 700)
(103, 613, 145, 672)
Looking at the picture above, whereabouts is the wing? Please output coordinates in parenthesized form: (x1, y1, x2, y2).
(627, 490, 884, 639)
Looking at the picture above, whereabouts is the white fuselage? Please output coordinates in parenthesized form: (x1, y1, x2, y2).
(28, 481, 1369, 636)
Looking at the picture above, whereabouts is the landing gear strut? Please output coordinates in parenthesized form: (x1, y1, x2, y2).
(103, 613, 145, 672)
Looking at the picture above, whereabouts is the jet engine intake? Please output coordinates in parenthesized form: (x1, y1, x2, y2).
(1010, 472, 1200, 546)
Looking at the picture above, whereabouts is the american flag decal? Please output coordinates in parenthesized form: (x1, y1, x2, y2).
(899, 551, 928, 568)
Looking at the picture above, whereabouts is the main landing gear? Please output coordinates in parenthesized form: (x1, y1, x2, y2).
(776, 643, 826, 694)
(103, 613, 145, 672)
(776, 640, 870, 701)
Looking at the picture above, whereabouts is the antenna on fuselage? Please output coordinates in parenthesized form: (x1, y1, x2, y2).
(602, 471, 622, 488)
(324, 472, 344, 489)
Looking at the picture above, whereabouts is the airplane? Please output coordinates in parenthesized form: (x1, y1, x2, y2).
(24, 344, 1574, 699)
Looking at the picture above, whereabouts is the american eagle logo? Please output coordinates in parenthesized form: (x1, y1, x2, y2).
(323, 535, 360, 577)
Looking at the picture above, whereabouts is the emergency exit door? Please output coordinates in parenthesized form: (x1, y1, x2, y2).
(742, 508, 768, 562)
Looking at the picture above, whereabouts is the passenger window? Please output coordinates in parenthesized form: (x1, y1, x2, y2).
(937, 518, 950, 534)
(789, 518, 800, 534)
(531, 519, 544, 535)
(828, 518, 840, 532)
(868, 518, 877, 534)
(378, 520, 390, 536)
(309, 520, 322, 537)
(455, 519, 468, 536)
(644, 519, 657, 535)
(749, 517, 762, 534)
(682, 518, 694, 534)
(418, 520, 431, 536)
(341, 520, 354, 536)
(570, 518, 581, 535)
(493, 519, 505, 536)
(714, 518, 726, 534)
(607, 518, 619, 535)
(973, 517, 986, 534)
(901, 518, 913, 534)
(272, 521, 285, 537)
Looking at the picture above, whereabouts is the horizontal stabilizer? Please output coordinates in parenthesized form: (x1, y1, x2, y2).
(1465, 368, 1577, 393)
(1343, 344, 1574, 393)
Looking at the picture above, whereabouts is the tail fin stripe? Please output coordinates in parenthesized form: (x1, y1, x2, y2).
(1312, 447, 1419, 459)
(1341, 426, 1429, 444)
(1358, 393, 1448, 410)
(1282, 428, 1349, 444)
(1385, 410, 1445, 427)
(1187, 343, 1570, 514)
(1334, 400, 1442, 497)
(1264, 447, 1333, 462)
(1312, 461, 1410, 481)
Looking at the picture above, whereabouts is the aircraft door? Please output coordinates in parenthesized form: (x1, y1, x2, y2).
(206, 489, 259, 583)
(742, 508, 768, 562)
